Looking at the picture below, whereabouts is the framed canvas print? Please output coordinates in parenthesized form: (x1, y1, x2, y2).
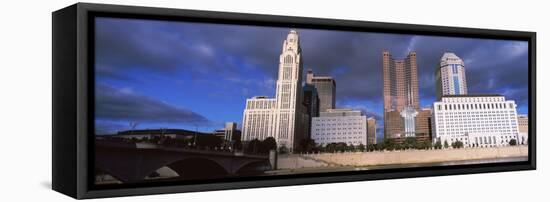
(52, 3, 536, 199)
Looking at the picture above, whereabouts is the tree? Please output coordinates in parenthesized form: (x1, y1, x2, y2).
(233, 139, 243, 151)
(335, 142, 347, 152)
(196, 135, 223, 149)
(298, 138, 316, 153)
(383, 139, 396, 151)
(375, 143, 384, 151)
(451, 141, 464, 149)
(358, 144, 366, 152)
(347, 144, 356, 152)
(444, 140, 449, 149)
(326, 143, 337, 153)
(367, 144, 375, 152)
(434, 140, 442, 150)
(509, 139, 517, 146)
(246, 139, 262, 153)
(416, 141, 431, 150)
(278, 145, 289, 154)
(403, 137, 417, 149)
(260, 137, 277, 154)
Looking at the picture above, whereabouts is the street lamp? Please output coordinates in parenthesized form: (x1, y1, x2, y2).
(193, 124, 198, 148)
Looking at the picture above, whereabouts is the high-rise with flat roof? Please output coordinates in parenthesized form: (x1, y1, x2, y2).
(436, 52, 468, 100)
(383, 51, 419, 139)
(303, 84, 320, 139)
(306, 69, 336, 112)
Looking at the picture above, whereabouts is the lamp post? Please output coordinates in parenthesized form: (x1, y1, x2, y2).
(193, 124, 198, 148)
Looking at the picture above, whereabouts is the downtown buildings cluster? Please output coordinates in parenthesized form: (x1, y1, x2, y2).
(383, 51, 528, 147)
(241, 30, 376, 152)
(240, 29, 528, 152)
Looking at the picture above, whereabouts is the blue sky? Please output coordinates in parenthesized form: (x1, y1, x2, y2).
(94, 17, 529, 141)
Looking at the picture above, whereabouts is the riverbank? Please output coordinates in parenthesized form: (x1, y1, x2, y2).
(276, 145, 528, 169)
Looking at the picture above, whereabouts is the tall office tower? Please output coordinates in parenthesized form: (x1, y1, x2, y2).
(273, 29, 305, 151)
(242, 29, 305, 152)
(436, 52, 468, 100)
(382, 51, 419, 139)
(303, 84, 320, 139)
(306, 69, 336, 112)
(367, 117, 377, 145)
(303, 84, 320, 118)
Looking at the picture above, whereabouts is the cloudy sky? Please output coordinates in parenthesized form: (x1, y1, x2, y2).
(94, 17, 529, 140)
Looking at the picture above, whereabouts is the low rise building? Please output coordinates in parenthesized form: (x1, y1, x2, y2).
(432, 94, 520, 147)
(517, 114, 529, 144)
(212, 122, 241, 142)
(311, 109, 368, 146)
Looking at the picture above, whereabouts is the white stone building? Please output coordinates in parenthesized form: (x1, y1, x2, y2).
(432, 95, 520, 147)
(436, 52, 468, 100)
(242, 96, 276, 141)
(311, 109, 368, 146)
(241, 30, 306, 151)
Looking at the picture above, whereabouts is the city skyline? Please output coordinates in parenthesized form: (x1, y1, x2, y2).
(94, 17, 529, 142)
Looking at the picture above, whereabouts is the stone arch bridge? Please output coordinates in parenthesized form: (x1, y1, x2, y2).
(95, 141, 272, 183)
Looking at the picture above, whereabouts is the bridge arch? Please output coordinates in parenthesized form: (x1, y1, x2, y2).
(94, 167, 123, 184)
(235, 160, 271, 175)
(164, 157, 230, 180)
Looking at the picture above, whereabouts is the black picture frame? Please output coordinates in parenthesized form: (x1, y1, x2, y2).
(52, 2, 536, 199)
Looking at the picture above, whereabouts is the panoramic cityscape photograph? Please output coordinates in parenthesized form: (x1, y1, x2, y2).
(93, 17, 529, 185)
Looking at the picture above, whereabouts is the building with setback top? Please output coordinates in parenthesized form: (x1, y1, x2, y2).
(306, 69, 336, 112)
(242, 30, 307, 152)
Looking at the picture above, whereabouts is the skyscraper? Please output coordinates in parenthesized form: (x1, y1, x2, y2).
(303, 84, 320, 139)
(242, 29, 305, 152)
(383, 51, 419, 139)
(306, 69, 336, 112)
(367, 117, 377, 145)
(436, 52, 468, 100)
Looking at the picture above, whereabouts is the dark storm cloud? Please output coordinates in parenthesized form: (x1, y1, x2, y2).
(95, 17, 286, 80)
(96, 17, 529, 115)
(95, 84, 210, 124)
(407, 36, 528, 108)
(299, 30, 414, 103)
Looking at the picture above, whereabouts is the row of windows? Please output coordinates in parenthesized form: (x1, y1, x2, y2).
(448, 136, 516, 144)
(314, 118, 364, 122)
(246, 100, 275, 110)
(314, 122, 363, 126)
(436, 102, 514, 111)
(315, 127, 364, 131)
(313, 130, 365, 135)
(441, 97, 505, 103)
(314, 136, 364, 140)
